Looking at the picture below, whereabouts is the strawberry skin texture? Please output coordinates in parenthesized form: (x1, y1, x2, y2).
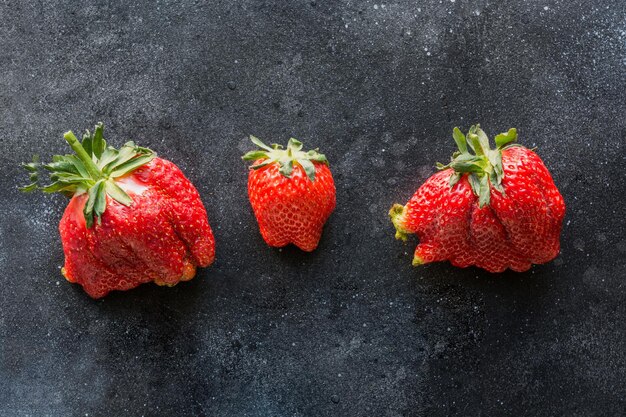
(59, 158, 215, 298)
(391, 130, 565, 272)
(248, 160, 336, 252)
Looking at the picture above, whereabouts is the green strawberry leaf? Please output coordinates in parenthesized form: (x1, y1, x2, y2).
(66, 155, 91, 179)
(468, 173, 481, 197)
(91, 123, 106, 158)
(97, 147, 119, 170)
(449, 154, 487, 173)
(495, 128, 518, 149)
(81, 130, 93, 157)
(478, 174, 490, 207)
(307, 150, 328, 164)
(452, 127, 468, 154)
(250, 159, 274, 170)
(449, 172, 461, 188)
(279, 159, 293, 177)
(297, 158, 316, 181)
(102, 142, 137, 173)
(288, 138, 303, 152)
(242, 150, 269, 161)
(109, 153, 155, 178)
(84, 180, 105, 228)
(250, 135, 273, 151)
(20, 182, 39, 192)
(105, 180, 132, 206)
(467, 133, 485, 156)
(19, 156, 40, 192)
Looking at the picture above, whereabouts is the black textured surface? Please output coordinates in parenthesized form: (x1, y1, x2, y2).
(1, 1, 625, 416)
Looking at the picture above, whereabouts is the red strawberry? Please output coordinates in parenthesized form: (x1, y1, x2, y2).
(242, 136, 336, 252)
(389, 125, 565, 272)
(22, 123, 215, 298)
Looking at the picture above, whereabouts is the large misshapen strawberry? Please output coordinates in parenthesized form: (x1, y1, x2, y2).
(390, 125, 565, 273)
(22, 123, 215, 298)
(242, 136, 336, 252)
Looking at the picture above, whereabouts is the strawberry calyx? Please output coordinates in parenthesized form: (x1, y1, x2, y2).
(21, 122, 156, 228)
(436, 125, 519, 207)
(242, 136, 328, 182)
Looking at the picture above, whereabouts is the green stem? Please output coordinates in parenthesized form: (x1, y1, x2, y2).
(64, 131, 102, 180)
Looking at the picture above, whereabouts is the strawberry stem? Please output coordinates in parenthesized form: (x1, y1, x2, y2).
(64, 130, 102, 180)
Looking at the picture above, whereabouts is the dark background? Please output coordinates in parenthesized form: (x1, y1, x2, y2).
(1, 0, 625, 416)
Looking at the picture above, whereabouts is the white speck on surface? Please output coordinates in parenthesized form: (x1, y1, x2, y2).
(544, 6, 549, 10)
(373, 4, 378, 9)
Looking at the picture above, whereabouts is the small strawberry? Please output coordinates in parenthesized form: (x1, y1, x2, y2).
(22, 123, 215, 298)
(242, 136, 336, 252)
(389, 125, 565, 272)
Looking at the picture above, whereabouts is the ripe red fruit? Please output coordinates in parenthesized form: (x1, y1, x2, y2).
(389, 125, 565, 272)
(22, 123, 215, 298)
(242, 136, 336, 252)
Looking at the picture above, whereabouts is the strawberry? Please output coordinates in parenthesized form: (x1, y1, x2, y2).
(389, 125, 565, 272)
(21, 123, 215, 298)
(242, 136, 336, 252)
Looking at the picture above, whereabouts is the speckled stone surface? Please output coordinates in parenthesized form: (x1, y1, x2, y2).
(1, 1, 625, 416)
